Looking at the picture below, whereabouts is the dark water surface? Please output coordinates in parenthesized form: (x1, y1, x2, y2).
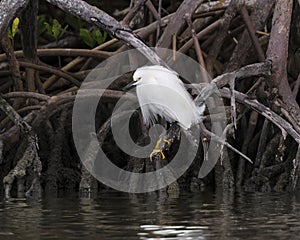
(1, 191, 300, 239)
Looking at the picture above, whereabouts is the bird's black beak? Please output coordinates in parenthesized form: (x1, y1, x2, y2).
(122, 81, 135, 91)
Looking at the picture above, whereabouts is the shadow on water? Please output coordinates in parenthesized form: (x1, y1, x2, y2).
(1, 190, 300, 239)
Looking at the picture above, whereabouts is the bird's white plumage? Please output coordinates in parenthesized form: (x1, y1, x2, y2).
(132, 65, 205, 130)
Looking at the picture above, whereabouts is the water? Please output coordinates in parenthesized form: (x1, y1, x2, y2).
(0, 191, 300, 239)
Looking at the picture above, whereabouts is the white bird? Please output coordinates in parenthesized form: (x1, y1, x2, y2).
(123, 65, 253, 164)
(124, 65, 205, 130)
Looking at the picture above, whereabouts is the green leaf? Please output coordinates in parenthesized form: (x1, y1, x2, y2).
(65, 15, 86, 31)
(91, 28, 107, 45)
(102, 32, 108, 43)
(37, 15, 48, 35)
(44, 22, 52, 36)
(44, 19, 68, 41)
(8, 17, 20, 39)
(58, 24, 69, 39)
(8, 29, 13, 39)
(11, 18, 19, 37)
(80, 28, 95, 48)
(52, 19, 62, 40)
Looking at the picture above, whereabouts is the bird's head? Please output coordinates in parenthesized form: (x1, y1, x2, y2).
(133, 66, 152, 85)
(123, 65, 173, 90)
(123, 69, 143, 90)
(122, 76, 141, 90)
(132, 75, 142, 84)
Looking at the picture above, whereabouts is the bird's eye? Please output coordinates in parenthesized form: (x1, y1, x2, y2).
(135, 77, 141, 81)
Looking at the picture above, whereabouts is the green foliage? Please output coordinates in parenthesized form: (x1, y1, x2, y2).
(65, 14, 86, 31)
(8, 17, 20, 39)
(37, 15, 48, 36)
(44, 19, 68, 41)
(79, 27, 107, 48)
(36, 14, 108, 47)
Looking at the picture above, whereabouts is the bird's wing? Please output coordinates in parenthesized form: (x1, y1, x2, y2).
(153, 75, 204, 128)
(136, 72, 204, 129)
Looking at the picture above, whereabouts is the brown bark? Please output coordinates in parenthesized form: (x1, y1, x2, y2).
(156, 0, 204, 48)
(266, 0, 295, 106)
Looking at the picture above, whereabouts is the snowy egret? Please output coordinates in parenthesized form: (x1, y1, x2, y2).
(124, 65, 205, 159)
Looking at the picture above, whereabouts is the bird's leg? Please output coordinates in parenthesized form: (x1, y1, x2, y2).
(149, 135, 171, 161)
(149, 119, 171, 161)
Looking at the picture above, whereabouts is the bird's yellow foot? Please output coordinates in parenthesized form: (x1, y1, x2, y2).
(162, 137, 171, 146)
(149, 137, 171, 161)
(150, 149, 165, 161)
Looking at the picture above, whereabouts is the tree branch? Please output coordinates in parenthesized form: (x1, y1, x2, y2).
(220, 88, 300, 144)
(46, 0, 166, 67)
(266, 0, 294, 104)
(157, 0, 205, 48)
(226, 0, 274, 72)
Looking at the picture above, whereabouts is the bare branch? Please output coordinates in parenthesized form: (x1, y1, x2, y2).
(226, 0, 274, 72)
(293, 73, 300, 99)
(205, 0, 238, 74)
(157, 0, 205, 48)
(266, 0, 294, 100)
(240, 5, 265, 62)
(46, 0, 166, 67)
(220, 88, 300, 144)
(122, 0, 146, 26)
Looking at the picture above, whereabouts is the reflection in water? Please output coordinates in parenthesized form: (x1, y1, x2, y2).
(0, 191, 300, 239)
